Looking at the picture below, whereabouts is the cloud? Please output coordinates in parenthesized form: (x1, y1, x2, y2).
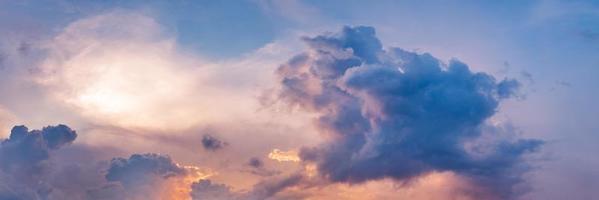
(105, 153, 186, 188)
(248, 157, 264, 168)
(202, 134, 227, 151)
(243, 157, 281, 177)
(0, 123, 216, 200)
(0, 106, 18, 138)
(190, 179, 237, 200)
(101, 153, 208, 199)
(33, 10, 267, 132)
(0, 124, 76, 172)
(190, 174, 304, 200)
(276, 26, 542, 199)
(0, 124, 78, 199)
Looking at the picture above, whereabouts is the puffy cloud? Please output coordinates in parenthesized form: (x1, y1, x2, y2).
(0, 124, 76, 172)
(202, 134, 227, 151)
(246, 173, 303, 199)
(101, 153, 207, 200)
(243, 157, 281, 177)
(268, 149, 300, 162)
(105, 153, 186, 189)
(34, 10, 268, 132)
(190, 179, 237, 200)
(276, 26, 542, 199)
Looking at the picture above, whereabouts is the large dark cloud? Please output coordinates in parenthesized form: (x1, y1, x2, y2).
(276, 26, 542, 199)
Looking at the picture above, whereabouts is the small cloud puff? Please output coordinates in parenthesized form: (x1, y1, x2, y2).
(202, 134, 227, 151)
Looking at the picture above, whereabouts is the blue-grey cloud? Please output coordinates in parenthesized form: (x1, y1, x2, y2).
(191, 174, 303, 200)
(0, 124, 76, 173)
(105, 153, 186, 189)
(201, 134, 227, 151)
(190, 179, 237, 200)
(0, 124, 78, 199)
(243, 157, 281, 177)
(248, 157, 263, 168)
(276, 26, 542, 199)
(0, 124, 197, 200)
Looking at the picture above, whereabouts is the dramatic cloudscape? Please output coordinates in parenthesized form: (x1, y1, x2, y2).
(0, 1, 598, 200)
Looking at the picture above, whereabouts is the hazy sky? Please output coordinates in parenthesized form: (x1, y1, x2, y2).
(0, 1, 597, 200)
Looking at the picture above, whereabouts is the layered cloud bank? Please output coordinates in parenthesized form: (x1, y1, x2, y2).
(276, 26, 542, 199)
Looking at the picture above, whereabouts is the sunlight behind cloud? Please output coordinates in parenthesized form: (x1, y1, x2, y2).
(36, 11, 227, 130)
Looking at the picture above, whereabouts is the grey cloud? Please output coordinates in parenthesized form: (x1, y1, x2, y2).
(105, 153, 185, 189)
(202, 134, 227, 151)
(277, 26, 542, 199)
(0, 124, 194, 200)
(0, 124, 76, 173)
(0, 124, 78, 199)
(243, 157, 281, 177)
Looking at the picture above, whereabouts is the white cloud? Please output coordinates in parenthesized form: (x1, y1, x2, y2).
(35, 10, 297, 132)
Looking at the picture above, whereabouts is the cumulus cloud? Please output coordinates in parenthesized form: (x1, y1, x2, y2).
(268, 149, 300, 162)
(276, 26, 542, 199)
(0, 124, 77, 199)
(83, 152, 212, 200)
(0, 123, 215, 200)
(106, 153, 186, 188)
(248, 157, 264, 168)
(190, 179, 237, 200)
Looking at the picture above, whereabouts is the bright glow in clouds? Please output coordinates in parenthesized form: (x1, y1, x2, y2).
(36, 11, 218, 130)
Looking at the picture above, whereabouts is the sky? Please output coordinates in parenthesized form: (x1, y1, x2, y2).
(0, 0, 598, 199)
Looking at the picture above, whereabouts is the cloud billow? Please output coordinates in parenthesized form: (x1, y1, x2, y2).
(277, 26, 542, 199)
(0, 124, 77, 173)
(106, 153, 186, 189)
(190, 174, 303, 200)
